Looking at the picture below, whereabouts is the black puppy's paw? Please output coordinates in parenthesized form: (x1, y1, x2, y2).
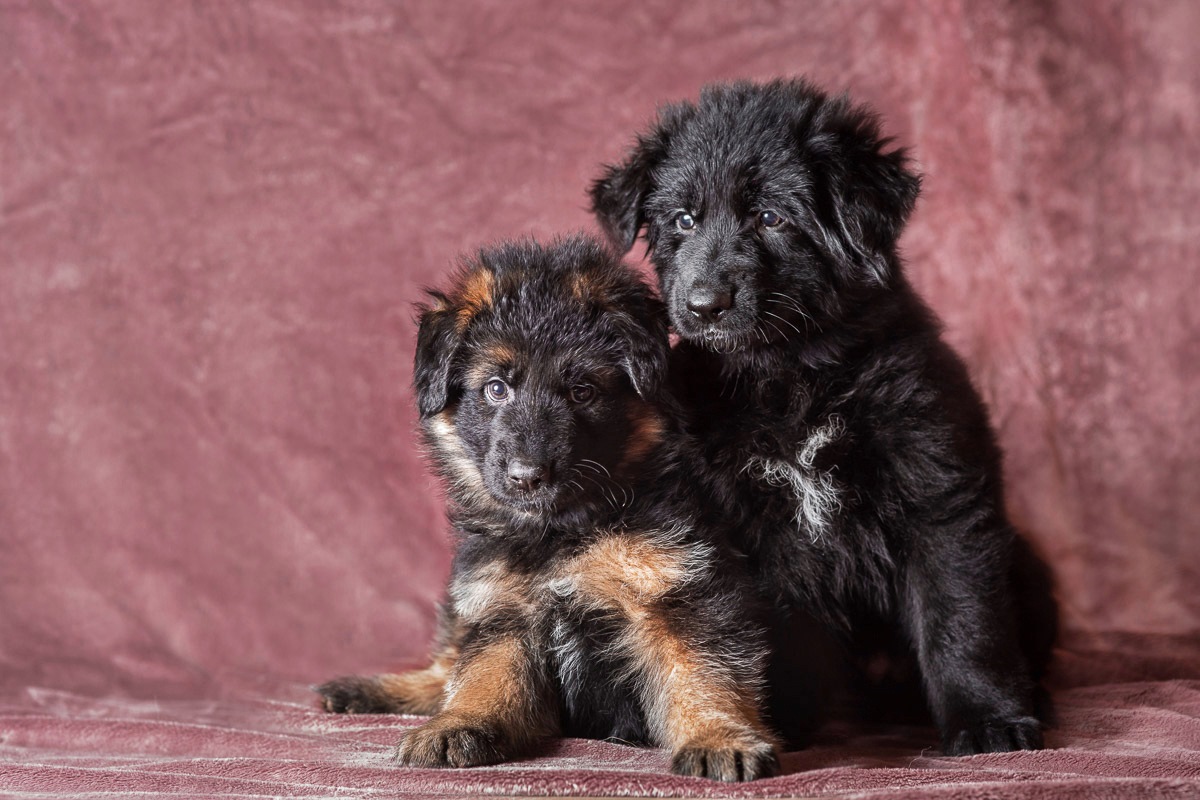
(945, 716, 1043, 755)
(671, 737, 779, 782)
(396, 716, 507, 768)
(315, 675, 394, 714)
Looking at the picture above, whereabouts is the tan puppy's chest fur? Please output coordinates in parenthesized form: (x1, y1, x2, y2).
(450, 531, 709, 626)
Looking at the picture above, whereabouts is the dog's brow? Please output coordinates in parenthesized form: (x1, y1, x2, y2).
(466, 344, 521, 387)
(481, 342, 517, 365)
(564, 364, 621, 388)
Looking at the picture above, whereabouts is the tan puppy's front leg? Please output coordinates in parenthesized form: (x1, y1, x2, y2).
(397, 634, 555, 768)
(634, 616, 779, 782)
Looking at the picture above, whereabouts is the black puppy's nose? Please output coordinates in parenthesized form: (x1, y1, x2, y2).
(507, 459, 549, 492)
(686, 286, 733, 323)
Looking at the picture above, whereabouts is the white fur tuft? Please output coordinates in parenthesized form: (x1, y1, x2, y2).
(745, 416, 845, 541)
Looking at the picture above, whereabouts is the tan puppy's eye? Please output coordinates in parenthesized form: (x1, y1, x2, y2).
(484, 379, 510, 403)
(569, 384, 596, 404)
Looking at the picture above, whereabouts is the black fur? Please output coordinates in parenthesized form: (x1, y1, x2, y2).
(319, 235, 778, 781)
(591, 78, 1057, 755)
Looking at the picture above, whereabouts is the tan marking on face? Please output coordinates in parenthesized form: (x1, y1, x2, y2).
(466, 342, 518, 388)
(482, 342, 516, 366)
(424, 409, 499, 510)
(427, 411, 477, 480)
(455, 268, 496, 332)
(619, 402, 667, 469)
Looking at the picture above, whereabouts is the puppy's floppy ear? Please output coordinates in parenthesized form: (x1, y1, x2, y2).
(609, 295, 671, 401)
(806, 106, 921, 286)
(413, 293, 463, 418)
(590, 103, 695, 253)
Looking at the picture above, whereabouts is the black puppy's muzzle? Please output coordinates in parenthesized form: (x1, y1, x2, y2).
(685, 282, 734, 324)
(669, 228, 758, 338)
(671, 261, 755, 341)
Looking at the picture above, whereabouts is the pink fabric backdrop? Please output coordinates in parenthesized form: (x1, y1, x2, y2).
(2, 2, 1199, 795)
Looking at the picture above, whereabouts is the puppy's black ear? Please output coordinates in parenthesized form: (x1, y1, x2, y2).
(413, 294, 463, 418)
(807, 108, 921, 286)
(609, 296, 671, 401)
(590, 103, 695, 252)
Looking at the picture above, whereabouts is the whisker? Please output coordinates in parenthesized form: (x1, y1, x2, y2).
(576, 471, 620, 512)
(762, 309, 803, 337)
(765, 294, 807, 318)
(765, 296, 817, 333)
(765, 293, 810, 316)
(579, 458, 613, 480)
(762, 316, 788, 342)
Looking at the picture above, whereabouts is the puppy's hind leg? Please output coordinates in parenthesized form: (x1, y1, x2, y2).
(317, 606, 460, 715)
(317, 663, 450, 716)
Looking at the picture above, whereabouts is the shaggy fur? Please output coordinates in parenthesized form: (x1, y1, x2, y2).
(317, 236, 778, 782)
(590, 78, 1057, 756)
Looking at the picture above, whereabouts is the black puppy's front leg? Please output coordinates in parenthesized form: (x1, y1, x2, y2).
(903, 525, 1043, 755)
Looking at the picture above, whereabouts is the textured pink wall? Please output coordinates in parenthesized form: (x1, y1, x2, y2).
(1, 1, 1197, 700)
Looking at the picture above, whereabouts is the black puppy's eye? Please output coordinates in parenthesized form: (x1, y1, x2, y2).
(484, 379, 510, 403)
(675, 211, 696, 231)
(758, 209, 785, 229)
(569, 384, 596, 404)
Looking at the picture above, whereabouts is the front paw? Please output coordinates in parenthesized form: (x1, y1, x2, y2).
(671, 737, 779, 782)
(396, 716, 507, 768)
(945, 716, 1043, 755)
(316, 676, 394, 714)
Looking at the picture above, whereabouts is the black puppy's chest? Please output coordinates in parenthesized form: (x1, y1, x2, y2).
(701, 376, 845, 534)
(732, 417, 849, 550)
(694, 375, 892, 612)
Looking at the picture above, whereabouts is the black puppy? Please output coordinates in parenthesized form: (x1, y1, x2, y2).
(591, 79, 1057, 755)
(318, 236, 778, 781)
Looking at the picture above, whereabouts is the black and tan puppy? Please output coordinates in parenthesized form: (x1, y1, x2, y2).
(590, 79, 1057, 756)
(318, 236, 778, 781)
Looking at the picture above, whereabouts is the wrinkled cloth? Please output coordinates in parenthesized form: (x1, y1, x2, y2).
(3, 639, 1200, 798)
(2, 0, 1199, 797)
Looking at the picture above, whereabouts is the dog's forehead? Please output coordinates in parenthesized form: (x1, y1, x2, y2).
(467, 340, 621, 392)
(657, 114, 804, 208)
(468, 305, 619, 377)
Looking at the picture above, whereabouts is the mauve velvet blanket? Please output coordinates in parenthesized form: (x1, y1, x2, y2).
(1, 1, 1198, 797)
